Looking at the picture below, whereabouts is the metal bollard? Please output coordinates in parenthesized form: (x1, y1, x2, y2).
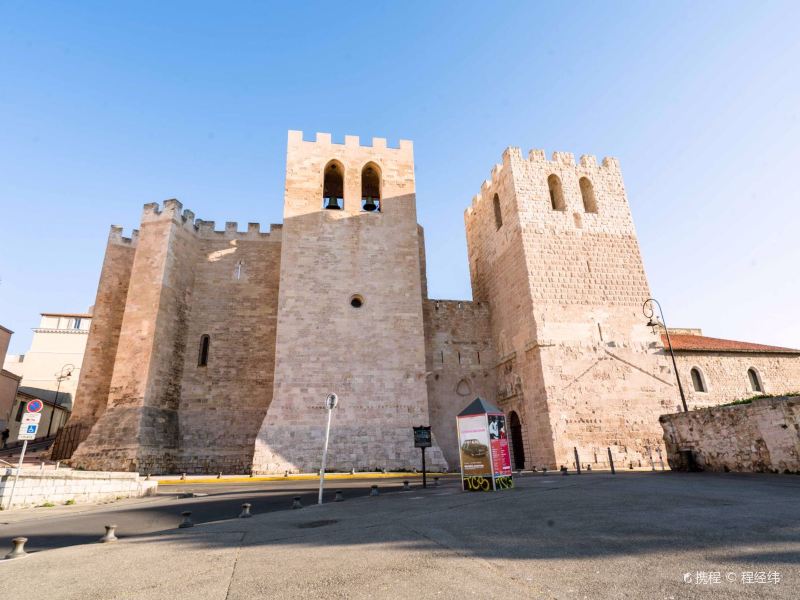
(217, 472, 222, 479)
(607, 447, 616, 475)
(370, 485, 379, 496)
(145, 473, 151, 481)
(99, 524, 118, 543)
(403, 480, 411, 491)
(239, 503, 252, 518)
(350, 468, 355, 475)
(180, 473, 186, 481)
(574, 447, 582, 475)
(291, 496, 303, 509)
(335, 490, 344, 502)
(179, 511, 194, 528)
(5, 537, 28, 559)
(433, 477, 439, 487)
(56, 461, 61, 471)
(284, 470, 289, 478)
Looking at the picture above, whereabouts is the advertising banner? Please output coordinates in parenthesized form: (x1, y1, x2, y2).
(487, 413, 512, 476)
(457, 415, 492, 477)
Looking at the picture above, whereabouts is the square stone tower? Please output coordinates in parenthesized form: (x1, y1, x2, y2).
(465, 147, 677, 470)
(251, 131, 446, 473)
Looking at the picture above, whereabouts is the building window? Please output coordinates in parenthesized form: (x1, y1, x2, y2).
(323, 161, 344, 210)
(493, 194, 503, 229)
(548, 174, 565, 211)
(690, 367, 706, 393)
(198, 335, 210, 367)
(15, 401, 27, 422)
(361, 163, 381, 212)
(579, 177, 597, 213)
(73, 317, 82, 329)
(747, 368, 763, 393)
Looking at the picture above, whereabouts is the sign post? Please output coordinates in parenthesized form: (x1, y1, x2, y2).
(4, 400, 43, 509)
(413, 426, 432, 488)
(318, 393, 338, 505)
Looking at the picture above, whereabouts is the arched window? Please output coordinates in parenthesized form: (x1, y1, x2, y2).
(579, 177, 597, 213)
(493, 194, 503, 229)
(548, 174, 565, 211)
(323, 161, 344, 210)
(198, 334, 210, 367)
(747, 368, 763, 393)
(361, 163, 381, 212)
(690, 367, 706, 392)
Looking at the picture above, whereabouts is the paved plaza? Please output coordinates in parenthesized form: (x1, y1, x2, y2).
(2, 471, 798, 599)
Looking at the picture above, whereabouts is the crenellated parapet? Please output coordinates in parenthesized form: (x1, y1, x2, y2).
(108, 225, 139, 247)
(466, 146, 621, 217)
(137, 199, 281, 241)
(287, 130, 413, 154)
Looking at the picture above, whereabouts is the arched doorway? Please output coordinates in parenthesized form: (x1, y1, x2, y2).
(509, 411, 525, 470)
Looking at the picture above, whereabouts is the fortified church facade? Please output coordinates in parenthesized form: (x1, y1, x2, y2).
(66, 131, 800, 474)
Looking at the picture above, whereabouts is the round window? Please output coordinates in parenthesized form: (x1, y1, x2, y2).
(350, 295, 364, 308)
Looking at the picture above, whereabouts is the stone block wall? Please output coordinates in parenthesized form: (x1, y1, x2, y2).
(67, 227, 137, 442)
(423, 299, 496, 468)
(176, 225, 282, 473)
(674, 353, 800, 409)
(660, 396, 800, 473)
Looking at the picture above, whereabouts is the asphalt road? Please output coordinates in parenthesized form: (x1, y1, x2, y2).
(1, 476, 455, 553)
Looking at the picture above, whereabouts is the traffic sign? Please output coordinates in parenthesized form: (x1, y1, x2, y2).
(18, 423, 38, 441)
(26, 399, 43, 413)
(21, 413, 41, 425)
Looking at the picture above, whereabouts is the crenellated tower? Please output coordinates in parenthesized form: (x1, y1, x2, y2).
(251, 131, 446, 473)
(465, 147, 677, 470)
(71, 200, 283, 473)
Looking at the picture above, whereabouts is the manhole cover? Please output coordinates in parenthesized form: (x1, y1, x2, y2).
(296, 519, 338, 529)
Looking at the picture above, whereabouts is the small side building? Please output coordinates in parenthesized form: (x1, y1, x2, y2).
(662, 330, 800, 407)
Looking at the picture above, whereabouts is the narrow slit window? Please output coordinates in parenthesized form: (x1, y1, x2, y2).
(198, 334, 210, 367)
(493, 194, 502, 229)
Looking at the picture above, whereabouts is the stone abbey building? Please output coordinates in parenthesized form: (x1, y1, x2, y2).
(66, 131, 800, 474)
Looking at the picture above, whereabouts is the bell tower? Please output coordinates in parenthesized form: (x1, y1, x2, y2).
(252, 131, 446, 473)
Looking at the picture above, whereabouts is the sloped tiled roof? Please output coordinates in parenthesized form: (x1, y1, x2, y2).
(661, 333, 800, 354)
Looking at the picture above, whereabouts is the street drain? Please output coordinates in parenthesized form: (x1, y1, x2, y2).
(296, 519, 338, 529)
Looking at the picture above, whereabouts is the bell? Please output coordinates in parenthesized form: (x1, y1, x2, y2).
(324, 197, 341, 210)
(362, 197, 378, 212)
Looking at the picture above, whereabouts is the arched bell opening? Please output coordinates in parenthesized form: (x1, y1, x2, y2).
(361, 162, 381, 212)
(323, 160, 344, 210)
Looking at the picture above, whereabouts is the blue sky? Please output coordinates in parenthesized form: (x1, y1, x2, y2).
(1, 1, 799, 354)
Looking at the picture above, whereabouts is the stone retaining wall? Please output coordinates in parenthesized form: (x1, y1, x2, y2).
(0, 469, 158, 509)
(659, 396, 800, 473)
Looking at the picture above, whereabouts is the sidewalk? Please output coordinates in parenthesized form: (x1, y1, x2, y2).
(2, 472, 797, 599)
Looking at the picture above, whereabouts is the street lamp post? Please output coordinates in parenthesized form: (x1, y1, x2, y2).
(318, 393, 338, 505)
(47, 364, 74, 437)
(643, 298, 688, 412)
